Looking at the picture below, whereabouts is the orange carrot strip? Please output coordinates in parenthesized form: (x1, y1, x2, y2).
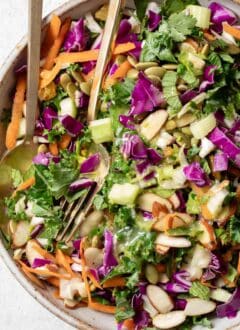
(56, 49, 99, 65)
(87, 271, 102, 290)
(113, 42, 135, 55)
(47, 277, 60, 287)
(104, 60, 132, 89)
(5, 75, 26, 150)
(41, 14, 62, 58)
(223, 22, 240, 41)
(58, 134, 72, 150)
(32, 241, 56, 262)
(43, 17, 72, 70)
(53, 289, 61, 299)
(49, 142, 59, 156)
(88, 301, 116, 314)
(103, 277, 126, 288)
(82, 68, 96, 82)
(238, 253, 240, 275)
(203, 30, 216, 41)
(21, 266, 45, 288)
(56, 249, 74, 276)
(18, 261, 70, 279)
(122, 319, 135, 330)
(40, 62, 62, 89)
(15, 177, 35, 193)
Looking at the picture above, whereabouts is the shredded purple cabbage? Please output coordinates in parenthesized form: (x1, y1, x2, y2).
(199, 65, 217, 92)
(183, 162, 210, 187)
(33, 152, 60, 166)
(180, 90, 198, 104)
(59, 115, 84, 137)
(203, 252, 224, 281)
(148, 10, 161, 31)
(63, 18, 89, 52)
(213, 152, 229, 172)
(80, 153, 100, 173)
(216, 288, 240, 318)
(42, 107, 58, 130)
(68, 178, 95, 192)
(32, 258, 52, 268)
(119, 114, 135, 130)
(98, 230, 118, 277)
(209, 2, 237, 33)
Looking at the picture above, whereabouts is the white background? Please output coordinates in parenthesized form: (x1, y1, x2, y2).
(0, 1, 74, 329)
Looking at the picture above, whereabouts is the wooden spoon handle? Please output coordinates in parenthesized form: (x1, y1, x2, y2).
(87, 0, 123, 122)
(26, 0, 42, 140)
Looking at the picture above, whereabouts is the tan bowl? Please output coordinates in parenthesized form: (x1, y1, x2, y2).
(0, 0, 240, 329)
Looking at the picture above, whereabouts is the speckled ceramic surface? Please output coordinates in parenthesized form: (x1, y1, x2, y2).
(0, 1, 240, 329)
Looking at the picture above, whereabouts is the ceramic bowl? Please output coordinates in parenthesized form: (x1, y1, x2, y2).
(0, 1, 240, 329)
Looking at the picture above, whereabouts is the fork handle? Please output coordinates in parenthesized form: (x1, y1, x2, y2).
(87, 0, 123, 122)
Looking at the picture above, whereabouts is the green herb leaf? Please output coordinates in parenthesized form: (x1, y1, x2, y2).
(189, 281, 210, 300)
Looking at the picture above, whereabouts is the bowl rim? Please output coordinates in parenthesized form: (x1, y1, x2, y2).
(0, 1, 96, 329)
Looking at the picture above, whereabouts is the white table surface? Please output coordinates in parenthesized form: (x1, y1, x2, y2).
(0, 1, 74, 329)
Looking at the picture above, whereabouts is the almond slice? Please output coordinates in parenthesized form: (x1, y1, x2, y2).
(197, 219, 217, 250)
(155, 244, 170, 255)
(146, 285, 174, 313)
(13, 221, 31, 248)
(153, 311, 186, 329)
(139, 110, 168, 141)
(155, 233, 191, 248)
(142, 295, 158, 317)
(184, 298, 216, 316)
(137, 192, 172, 213)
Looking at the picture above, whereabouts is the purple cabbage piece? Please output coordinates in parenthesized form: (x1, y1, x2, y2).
(119, 114, 135, 130)
(80, 153, 100, 173)
(68, 178, 94, 192)
(138, 282, 148, 295)
(208, 127, 240, 162)
(209, 2, 237, 33)
(129, 72, 164, 115)
(73, 239, 81, 251)
(136, 160, 151, 174)
(203, 252, 225, 281)
(116, 19, 132, 43)
(95, 289, 115, 304)
(164, 270, 191, 293)
(148, 10, 161, 31)
(180, 90, 198, 104)
(98, 230, 118, 276)
(75, 90, 89, 108)
(63, 18, 89, 52)
(42, 107, 58, 130)
(183, 162, 210, 187)
(131, 292, 142, 310)
(32, 258, 52, 268)
(81, 33, 102, 74)
(129, 41, 142, 61)
(174, 299, 187, 310)
(59, 115, 84, 137)
(109, 63, 118, 76)
(216, 287, 240, 318)
(141, 211, 153, 220)
(35, 120, 45, 136)
(121, 133, 148, 160)
(229, 118, 240, 135)
(33, 152, 60, 166)
(213, 152, 229, 172)
(199, 65, 217, 92)
(176, 191, 186, 212)
(134, 310, 149, 330)
(164, 282, 189, 293)
(147, 148, 162, 165)
(31, 224, 44, 239)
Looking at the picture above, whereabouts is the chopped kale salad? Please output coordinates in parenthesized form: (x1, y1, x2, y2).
(2, 1, 240, 329)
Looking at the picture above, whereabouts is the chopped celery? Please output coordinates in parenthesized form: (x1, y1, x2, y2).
(187, 5, 211, 29)
(108, 183, 140, 205)
(89, 118, 114, 144)
(157, 165, 174, 182)
(190, 113, 216, 139)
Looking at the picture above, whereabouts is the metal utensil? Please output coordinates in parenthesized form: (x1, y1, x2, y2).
(59, 0, 123, 242)
(0, 0, 42, 191)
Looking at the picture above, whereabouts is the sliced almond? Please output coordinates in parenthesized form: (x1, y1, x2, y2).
(25, 240, 43, 266)
(60, 278, 87, 300)
(184, 298, 216, 316)
(176, 113, 196, 128)
(137, 193, 172, 213)
(146, 285, 174, 313)
(142, 295, 158, 317)
(153, 311, 186, 329)
(84, 247, 103, 268)
(168, 193, 180, 209)
(197, 219, 217, 250)
(12, 221, 31, 248)
(139, 110, 168, 141)
(79, 210, 103, 237)
(64, 298, 79, 309)
(155, 233, 191, 248)
(155, 244, 170, 255)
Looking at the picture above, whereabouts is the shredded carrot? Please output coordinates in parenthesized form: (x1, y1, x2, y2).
(223, 22, 240, 41)
(237, 253, 240, 275)
(14, 177, 35, 195)
(56, 249, 74, 276)
(88, 301, 116, 314)
(41, 14, 62, 58)
(21, 266, 45, 288)
(53, 289, 61, 299)
(18, 260, 70, 279)
(122, 319, 135, 330)
(103, 276, 126, 288)
(32, 240, 56, 262)
(104, 60, 132, 89)
(5, 75, 26, 150)
(87, 271, 102, 290)
(47, 277, 60, 287)
(40, 62, 62, 89)
(58, 134, 72, 150)
(49, 142, 59, 156)
(200, 277, 216, 288)
(155, 264, 166, 273)
(43, 17, 72, 70)
(203, 30, 216, 41)
(55, 49, 99, 65)
(113, 42, 135, 55)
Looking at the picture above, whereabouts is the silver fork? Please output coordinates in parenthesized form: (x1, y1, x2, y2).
(57, 0, 123, 243)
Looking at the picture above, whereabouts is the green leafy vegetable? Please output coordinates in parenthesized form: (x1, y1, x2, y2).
(229, 215, 240, 244)
(133, 0, 149, 21)
(189, 281, 210, 300)
(11, 169, 23, 188)
(161, 0, 198, 17)
(186, 192, 201, 214)
(162, 71, 182, 116)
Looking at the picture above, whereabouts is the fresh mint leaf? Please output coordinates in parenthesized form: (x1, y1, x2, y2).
(168, 12, 196, 40)
(189, 281, 210, 300)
